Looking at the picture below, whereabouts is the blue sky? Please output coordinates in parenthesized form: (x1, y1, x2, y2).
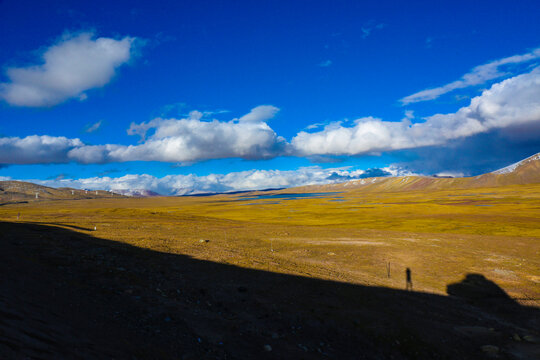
(1, 0, 539, 194)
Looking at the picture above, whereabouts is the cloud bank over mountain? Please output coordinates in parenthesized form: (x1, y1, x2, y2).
(7, 165, 412, 196)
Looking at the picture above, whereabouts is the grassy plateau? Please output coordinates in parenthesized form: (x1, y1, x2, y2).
(1, 181, 539, 359)
(2, 183, 539, 302)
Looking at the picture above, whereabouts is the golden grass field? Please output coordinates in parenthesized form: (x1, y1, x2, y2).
(2, 182, 539, 305)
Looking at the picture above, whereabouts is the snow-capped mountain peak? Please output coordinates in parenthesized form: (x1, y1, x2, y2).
(492, 153, 540, 175)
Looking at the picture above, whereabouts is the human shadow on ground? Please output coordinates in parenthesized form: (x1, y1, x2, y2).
(0, 221, 538, 359)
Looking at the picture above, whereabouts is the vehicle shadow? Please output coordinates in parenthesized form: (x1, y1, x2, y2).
(447, 273, 519, 309)
(0, 221, 538, 359)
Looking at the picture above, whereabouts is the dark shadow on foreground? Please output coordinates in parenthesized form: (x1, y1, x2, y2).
(0, 222, 538, 360)
(21, 221, 95, 231)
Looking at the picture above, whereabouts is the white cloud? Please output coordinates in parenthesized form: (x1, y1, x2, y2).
(236, 105, 279, 123)
(318, 60, 332, 67)
(293, 67, 540, 156)
(28, 165, 411, 196)
(0, 135, 83, 164)
(85, 120, 102, 133)
(400, 47, 540, 105)
(0, 106, 286, 165)
(402, 110, 414, 121)
(293, 117, 412, 156)
(2, 65, 539, 166)
(435, 171, 464, 178)
(0, 32, 137, 107)
(70, 105, 288, 163)
(425, 67, 540, 132)
(361, 22, 386, 39)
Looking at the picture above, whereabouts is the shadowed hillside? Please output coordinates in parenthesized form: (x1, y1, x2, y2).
(1, 222, 538, 359)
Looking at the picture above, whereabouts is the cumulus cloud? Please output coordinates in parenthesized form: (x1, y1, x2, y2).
(0, 135, 83, 164)
(293, 67, 540, 156)
(293, 116, 412, 156)
(398, 122, 540, 176)
(236, 105, 279, 123)
(0, 32, 138, 107)
(400, 47, 540, 105)
(0, 106, 286, 165)
(27, 165, 412, 196)
(70, 105, 288, 164)
(2, 66, 540, 166)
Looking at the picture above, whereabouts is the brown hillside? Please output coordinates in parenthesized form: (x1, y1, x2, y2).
(0, 181, 124, 203)
(288, 152, 540, 194)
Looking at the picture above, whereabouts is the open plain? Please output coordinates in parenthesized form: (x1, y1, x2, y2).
(1, 180, 539, 359)
(3, 3, 540, 359)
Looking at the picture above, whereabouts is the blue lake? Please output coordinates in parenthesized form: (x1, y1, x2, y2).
(237, 192, 341, 201)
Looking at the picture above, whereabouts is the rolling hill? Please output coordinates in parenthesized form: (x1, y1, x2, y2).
(0, 181, 124, 203)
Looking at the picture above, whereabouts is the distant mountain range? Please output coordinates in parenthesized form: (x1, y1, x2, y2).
(1, 152, 539, 201)
(293, 152, 540, 193)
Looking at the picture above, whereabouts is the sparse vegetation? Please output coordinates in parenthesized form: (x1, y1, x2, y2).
(2, 182, 539, 302)
(1, 177, 539, 359)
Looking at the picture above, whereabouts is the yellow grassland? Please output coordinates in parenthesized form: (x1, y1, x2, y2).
(1, 183, 539, 305)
